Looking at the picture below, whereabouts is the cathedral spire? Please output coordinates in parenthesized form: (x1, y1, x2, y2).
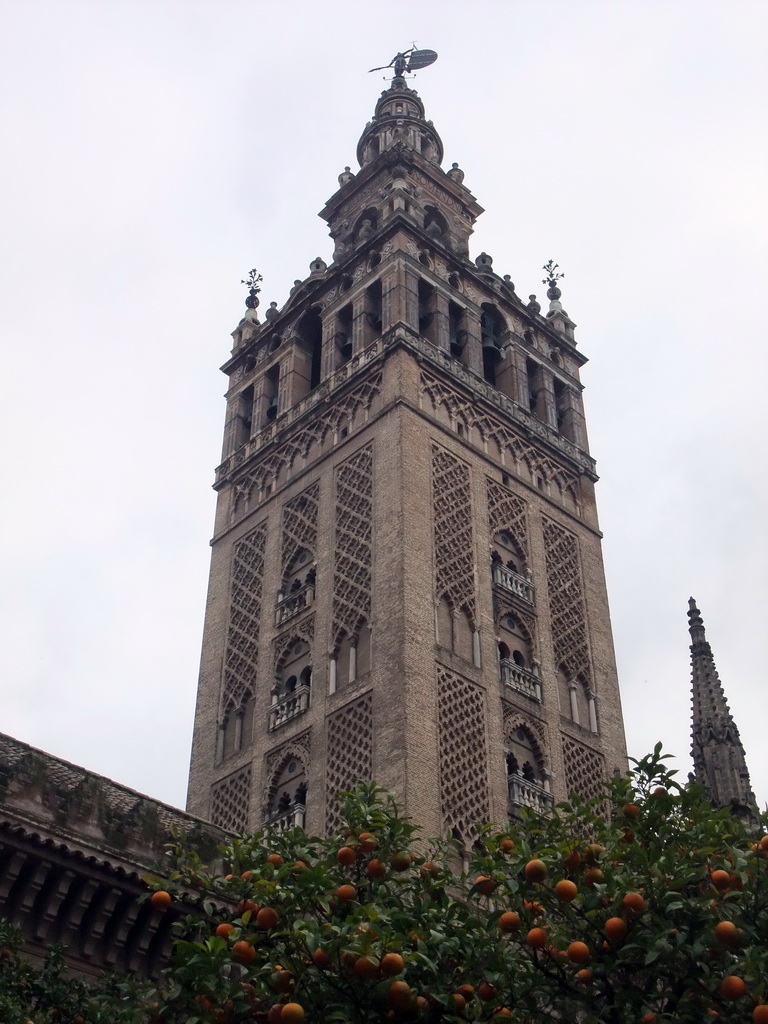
(688, 598, 756, 816)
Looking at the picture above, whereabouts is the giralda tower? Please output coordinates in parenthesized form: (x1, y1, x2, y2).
(186, 71, 628, 844)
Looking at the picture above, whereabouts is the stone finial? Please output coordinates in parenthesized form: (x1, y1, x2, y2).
(338, 166, 355, 187)
(502, 274, 516, 292)
(475, 252, 493, 273)
(542, 260, 567, 315)
(309, 257, 327, 276)
(527, 294, 541, 314)
(265, 301, 279, 321)
(447, 162, 465, 185)
(241, 268, 262, 313)
(290, 279, 303, 295)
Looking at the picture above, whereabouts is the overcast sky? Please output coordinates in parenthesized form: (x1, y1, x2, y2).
(1, 1, 766, 812)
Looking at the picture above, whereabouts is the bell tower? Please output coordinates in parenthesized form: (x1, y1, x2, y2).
(186, 75, 628, 843)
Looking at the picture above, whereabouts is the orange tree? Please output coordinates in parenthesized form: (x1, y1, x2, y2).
(2, 746, 768, 1024)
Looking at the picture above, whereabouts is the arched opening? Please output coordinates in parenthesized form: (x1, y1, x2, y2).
(277, 548, 315, 624)
(270, 639, 312, 730)
(364, 280, 382, 344)
(424, 205, 448, 241)
(481, 304, 506, 387)
(334, 303, 353, 367)
(293, 307, 323, 406)
(266, 755, 307, 829)
(418, 279, 437, 344)
(491, 531, 531, 603)
(506, 726, 551, 812)
(449, 301, 468, 363)
(498, 613, 539, 700)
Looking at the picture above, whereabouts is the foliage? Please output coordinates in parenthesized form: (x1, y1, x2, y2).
(3, 746, 768, 1024)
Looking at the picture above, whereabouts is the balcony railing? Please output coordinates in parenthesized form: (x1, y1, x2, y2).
(500, 659, 542, 701)
(275, 583, 314, 625)
(492, 563, 534, 604)
(265, 802, 306, 831)
(508, 776, 554, 815)
(269, 685, 310, 731)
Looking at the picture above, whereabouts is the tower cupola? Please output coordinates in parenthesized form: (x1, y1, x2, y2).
(357, 78, 444, 169)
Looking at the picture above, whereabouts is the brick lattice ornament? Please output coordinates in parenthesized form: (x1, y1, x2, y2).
(562, 736, 606, 805)
(486, 477, 529, 558)
(437, 667, 489, 839)
(332, 446, 373, 644)
(432, 445, 476, 623)
(211, 764, 252, 832)
(325, 692, 373, 833)
(281, 483, 319, 581)
(542, 517, 591, 682)
(222, 522, 267, 710)
(231, 371, 382, 521)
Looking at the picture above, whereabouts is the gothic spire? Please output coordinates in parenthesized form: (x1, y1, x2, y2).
(688, 597, 756, 816)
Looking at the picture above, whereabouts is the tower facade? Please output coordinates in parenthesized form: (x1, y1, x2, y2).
(186, 78, 628, 842)
(688, 598, 755, 816)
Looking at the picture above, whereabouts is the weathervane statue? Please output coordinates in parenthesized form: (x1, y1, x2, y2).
(369, 46, 438, 80)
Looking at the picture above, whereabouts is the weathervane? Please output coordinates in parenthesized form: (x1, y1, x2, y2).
(369, 46, 438, 80)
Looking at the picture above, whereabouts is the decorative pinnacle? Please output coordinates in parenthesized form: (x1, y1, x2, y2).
(241, 268, 263, 310)
(542, 260, 565, 301)
(688, 596, 707, 644)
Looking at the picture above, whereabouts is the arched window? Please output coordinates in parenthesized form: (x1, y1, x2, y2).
(506, 726, 551, 813)
(491, 531, 532, 604)
(277, 548, 315, 624)
(480, 304, 507, 386)
(424, 205, 448, 241)
(265, 755, 307, 829)
(295, 307, 323, 402)
(217, 691, 255, 763)
(498, 614, 540, 701)
(270, 640, 312, 730)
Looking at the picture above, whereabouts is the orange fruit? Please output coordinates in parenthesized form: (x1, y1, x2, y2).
(554, 879, 578, 902)
(336, 884, 357, 902)
(380, 952, 405, 977)
(752, 1006, 768, 1024)
(710, 870, 731, 891)
(390, 852, 412, 871)
(564, 849, 581, 871)
(567, 941, 590, 964)
(641, 1015, 657, 1024)
(523, 899, 544, 916)
(576, 969, 593, 984)
(266, 854, 284, 868)
(215, 922, 235, 939)
(475, 875, 496, 896)
(760, 836, 768, 851)
(449, 993, 466, 1012)
(257, 906, 279, 930)
(604, 917, 627, 943)
(233, 940, 256, 964)
(457, 984, 474, 1001)
(420, 862, 439, 878)
(652, 786, 667, 798)
(524, 859, 548, 883)
(312, 948, 331, 969)
(526, 927, 548, 949)
(367, 858, 387, 878)
(359, 832, 378, 851)
(498, 911, 521, 933)
(622, 892, 646, 914)
(478, 983, 497, 1001)
(281, 1004, 305, 1024)
(500, 838, 515, 854)
(720, 976, 746, 1000)
(354, 956, 380, 980)
(714, 921, 740, 948)
(584, 868, 604, 885)
(622, 803, 640, 818)
(270, 969, 294, 993)
(492, 1011, 511, 1020)
(268, 1006, 283, 1024)
(337, 846, 357, 866)
(150, 890, 172, 910)
(388, 981, 413, 1010)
